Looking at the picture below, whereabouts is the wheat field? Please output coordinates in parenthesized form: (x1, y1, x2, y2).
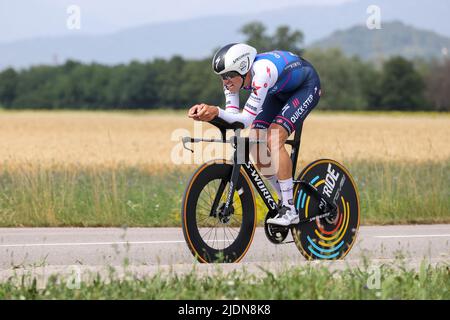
(0, 111, 448, 170)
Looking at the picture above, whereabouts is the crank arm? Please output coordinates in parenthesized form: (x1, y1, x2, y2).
(297, 180, 338, 214)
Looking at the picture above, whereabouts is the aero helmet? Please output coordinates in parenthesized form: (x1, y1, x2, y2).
(212, 43, 257, 79)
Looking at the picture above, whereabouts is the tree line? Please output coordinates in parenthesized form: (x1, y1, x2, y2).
(0, 22, 448, 111)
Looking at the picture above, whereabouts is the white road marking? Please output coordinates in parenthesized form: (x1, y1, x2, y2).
(374, 234, 450, 239)
(1, 233, 449, 248)
(0, 239, 230, 248)
(0, 240, 185, 248)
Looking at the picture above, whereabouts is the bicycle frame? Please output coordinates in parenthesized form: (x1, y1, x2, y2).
(182, 119, 337, 222)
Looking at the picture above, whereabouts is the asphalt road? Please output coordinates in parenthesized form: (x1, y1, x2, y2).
(0, 225, 448, 274)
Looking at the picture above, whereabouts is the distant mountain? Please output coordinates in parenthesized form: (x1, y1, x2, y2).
(0, 16, 241, 70)
(310, 21, 450, 61)
(1, 0, 450, 69)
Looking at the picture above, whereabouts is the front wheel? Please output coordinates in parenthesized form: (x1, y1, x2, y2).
(181, 160, 256, 263)
(291, 159, 360, 260)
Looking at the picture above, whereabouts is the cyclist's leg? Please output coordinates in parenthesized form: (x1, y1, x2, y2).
(267, 79, 321, 225)
(249, 94, 284, 200)
(271, 81, 321, 141)
(269, 76, 321, 168)
(249, 94, 283, 174)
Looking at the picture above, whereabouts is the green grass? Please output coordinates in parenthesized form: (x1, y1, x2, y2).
(350, 160, 450, 224)
(0, 164, 186, 227)
(0, 160, 448, 227)
(0, 262, 448, 299)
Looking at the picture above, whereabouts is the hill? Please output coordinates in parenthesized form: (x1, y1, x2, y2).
(310, 21, 450, 61)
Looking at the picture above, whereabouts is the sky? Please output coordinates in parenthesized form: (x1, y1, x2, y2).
(0, 0, 354, 43)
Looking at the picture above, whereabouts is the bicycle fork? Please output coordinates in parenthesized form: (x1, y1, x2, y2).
(209, 135, 245, 218)
(209, 165, 242, 218)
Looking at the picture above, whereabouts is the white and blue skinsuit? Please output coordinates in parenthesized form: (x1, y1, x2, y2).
(218, 50, 321, 135)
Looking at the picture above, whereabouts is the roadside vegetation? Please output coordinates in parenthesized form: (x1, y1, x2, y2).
(0, 261, 448, 299)
(0, 160, 448, 227)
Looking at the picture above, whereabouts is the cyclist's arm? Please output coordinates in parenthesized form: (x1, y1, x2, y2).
(216, 85, 254, 126)
(224, 86, 240, 114)
(217, 106, 255, 128)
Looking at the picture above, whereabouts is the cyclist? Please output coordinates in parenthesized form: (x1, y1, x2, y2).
(188, 43, 321, 226)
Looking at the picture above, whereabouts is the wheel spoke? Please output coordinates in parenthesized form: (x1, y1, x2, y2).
(223, 227, 228, 250)
(225, 226, 237, 242)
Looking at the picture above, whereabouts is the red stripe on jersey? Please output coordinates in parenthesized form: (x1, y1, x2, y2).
(244, 108, 257, 116)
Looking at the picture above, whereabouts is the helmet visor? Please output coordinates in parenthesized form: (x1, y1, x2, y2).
(220, 71, 241, 80)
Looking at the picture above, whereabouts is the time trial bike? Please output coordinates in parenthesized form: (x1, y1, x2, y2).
(181, 117, 360, 263)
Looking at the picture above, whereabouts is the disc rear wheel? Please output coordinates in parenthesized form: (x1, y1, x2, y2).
(292, 159, 360, 260)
